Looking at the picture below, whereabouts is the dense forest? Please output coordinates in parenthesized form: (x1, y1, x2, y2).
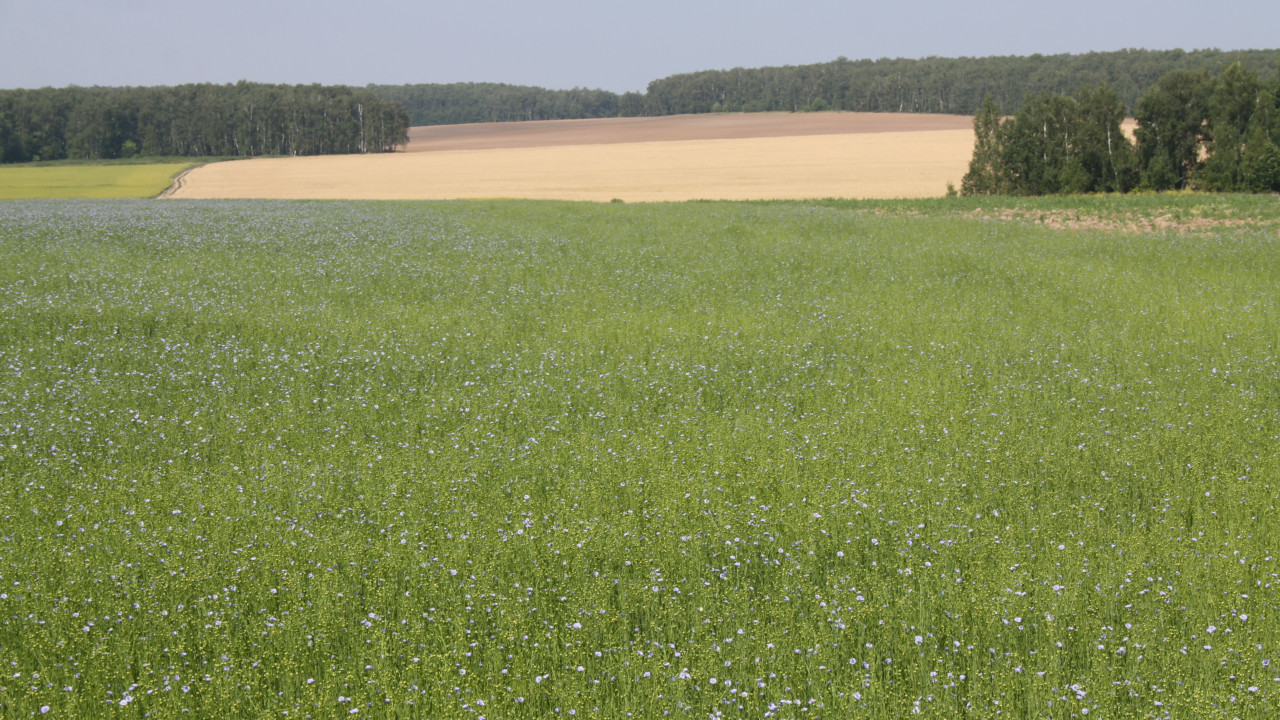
(636, 49, 1280, 116)
(368, 83, 620, 126)
(370, 49, 1280, 127)
(0, 82, 409, 163)
(962, 62, 1280, 195)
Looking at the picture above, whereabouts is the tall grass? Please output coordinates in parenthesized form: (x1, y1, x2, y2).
(1, 198, 1277, 718)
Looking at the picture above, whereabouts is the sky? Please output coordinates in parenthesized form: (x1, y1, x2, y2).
(3, 0, 1278, 93)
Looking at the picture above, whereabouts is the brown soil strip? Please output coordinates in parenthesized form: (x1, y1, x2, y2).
(406, 112, 976, 152)
(965, 207, 1276, 234)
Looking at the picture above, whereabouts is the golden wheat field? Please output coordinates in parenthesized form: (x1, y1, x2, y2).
(167, 113, 981, 201)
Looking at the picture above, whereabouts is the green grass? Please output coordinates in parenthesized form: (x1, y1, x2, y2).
(1, 197, 1278, 718)
(0, 163, 194, 199)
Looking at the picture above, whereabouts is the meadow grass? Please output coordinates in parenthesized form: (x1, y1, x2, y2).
(0, 198, 1278, 718)
(0, 164, 193, 199)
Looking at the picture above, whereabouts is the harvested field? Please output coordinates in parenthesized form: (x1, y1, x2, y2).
(169, 113, 978, 201)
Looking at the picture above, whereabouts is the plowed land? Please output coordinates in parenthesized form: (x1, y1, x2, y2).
(168, 112, 978, 201)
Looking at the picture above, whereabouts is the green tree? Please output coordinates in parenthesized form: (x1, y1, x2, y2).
(1200, 62, 1261, 190)
(961, 95, 1004, 194)
(0, 83, 408, 163)
(1073, 84, 1137, 192)
(1135, 69, 1212, 190)
(1241, 96, 1280, 191)
(998, 93, 1078, 195)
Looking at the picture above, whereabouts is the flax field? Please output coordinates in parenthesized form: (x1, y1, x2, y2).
(1, 198, 1278, 718)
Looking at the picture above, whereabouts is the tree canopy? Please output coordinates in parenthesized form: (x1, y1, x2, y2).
(0, 82, 408, 163)
(371, 49, 1280, 127)
(366, 83, 619, 126)
(962, 62, 1280, 195)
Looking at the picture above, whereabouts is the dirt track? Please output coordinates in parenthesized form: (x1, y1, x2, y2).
(168, 113, 978, 202)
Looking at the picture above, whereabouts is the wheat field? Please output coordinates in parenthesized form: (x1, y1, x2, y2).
(167, 114, 977, 201)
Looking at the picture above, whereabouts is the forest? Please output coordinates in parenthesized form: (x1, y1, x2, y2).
(367, 83, 621, 126)
(4, 49, 1280, 166)
(371, 49, 1280, 126)
(0, 82, 409, 163)
(962, 62, 1280, 195)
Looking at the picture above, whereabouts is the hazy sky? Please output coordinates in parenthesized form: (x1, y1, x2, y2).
(3, 0, 1277, 93)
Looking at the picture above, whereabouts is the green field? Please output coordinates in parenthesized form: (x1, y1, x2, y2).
(0, 164, 193, 199)
(1, 197, 1278, 718)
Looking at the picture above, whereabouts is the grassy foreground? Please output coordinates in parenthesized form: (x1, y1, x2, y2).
(1, 198, 1278, 718)
(0, 163, 193, 199)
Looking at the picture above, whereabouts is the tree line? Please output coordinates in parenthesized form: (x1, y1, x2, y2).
(0, 82, 409, 163)
(962, 62, 1280, 195)
(369, 49, 1280, 127)
(367, 83, 620, 126)
(638, 49, 1280, 117)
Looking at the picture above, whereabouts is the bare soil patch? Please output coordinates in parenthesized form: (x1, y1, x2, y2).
(405, 112, 975, 151)
(965, 207, 1276, 234)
